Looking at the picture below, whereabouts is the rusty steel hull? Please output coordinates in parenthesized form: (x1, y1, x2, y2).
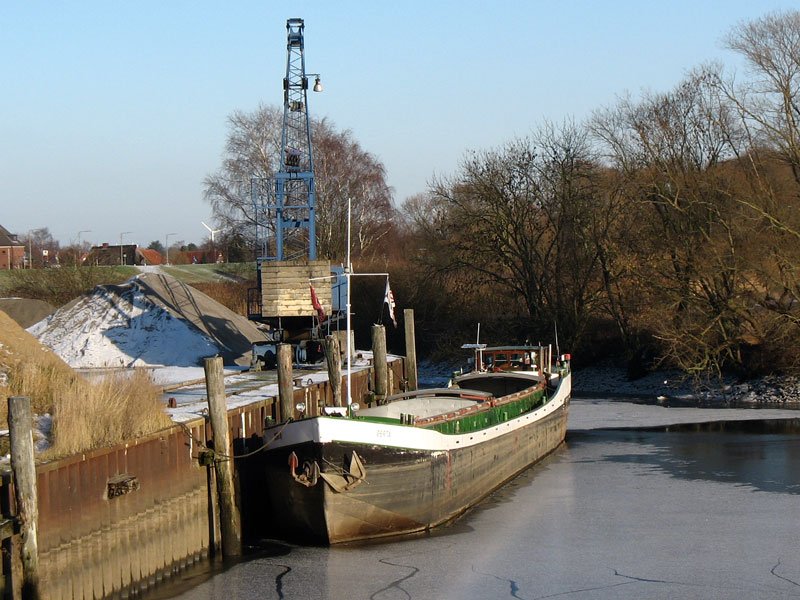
(262, 375, 570, 544)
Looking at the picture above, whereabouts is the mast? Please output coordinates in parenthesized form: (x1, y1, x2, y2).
(346, 196, 352, 409)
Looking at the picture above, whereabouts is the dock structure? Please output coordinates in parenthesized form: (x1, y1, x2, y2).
(0, 355, 407, 599)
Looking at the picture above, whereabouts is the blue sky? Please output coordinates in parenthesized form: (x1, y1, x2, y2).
(0, 1, 792, 248)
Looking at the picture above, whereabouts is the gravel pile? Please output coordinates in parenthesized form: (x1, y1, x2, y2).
(29, 272, 267, 368)
(716, 376, 800, 408)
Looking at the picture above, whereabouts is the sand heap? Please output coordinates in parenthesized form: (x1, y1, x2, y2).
(0, 308, 80, 429)
(29, 272, 267, 368)
(0, 298, 55, 329)
(0, 309, 75, 381)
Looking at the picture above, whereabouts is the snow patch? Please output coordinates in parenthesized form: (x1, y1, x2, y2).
(29, 279, 220, 368)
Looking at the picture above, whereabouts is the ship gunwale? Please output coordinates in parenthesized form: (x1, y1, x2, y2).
(264, 372, 570, 452)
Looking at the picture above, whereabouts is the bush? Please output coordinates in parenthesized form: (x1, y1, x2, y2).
(5, 266, 137, 307)
(46, 370, 172, 458)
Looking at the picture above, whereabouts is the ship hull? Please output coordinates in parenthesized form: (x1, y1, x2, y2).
(262, 373, 570, 544)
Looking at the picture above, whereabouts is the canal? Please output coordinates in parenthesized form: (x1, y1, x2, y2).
(148, 399, 800, 599)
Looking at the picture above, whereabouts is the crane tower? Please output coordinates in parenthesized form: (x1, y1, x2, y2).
(248, 18, 338, 352)
(252, 17, 322, 262)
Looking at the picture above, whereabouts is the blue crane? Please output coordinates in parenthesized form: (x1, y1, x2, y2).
(252, 17, 322, 262)
(247, 18, 338, 358)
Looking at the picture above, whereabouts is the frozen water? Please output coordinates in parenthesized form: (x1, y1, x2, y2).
(157, 399, 800, 600)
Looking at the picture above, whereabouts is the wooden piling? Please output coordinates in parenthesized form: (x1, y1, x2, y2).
(403, 308, 418, 391)
(335, 330, 352, 367)
(324, 335, 342, 407)
(8, 396, 41, 600)
(371, 325, 388, 402)
(203, 357, 242, 558)
(277, 343, 295, 421)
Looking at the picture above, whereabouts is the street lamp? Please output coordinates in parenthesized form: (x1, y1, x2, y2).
(308, 74, 323, 93)
(165, 232, 177, 266)
(120, 231, 132, 265)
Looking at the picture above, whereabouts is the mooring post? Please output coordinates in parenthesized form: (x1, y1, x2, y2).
(8, 396, 41, 600)
(371, 324, 388, 402)
(277, 343, 294, 421)
(403, 308, 418, 391)
(203, 357, 242, 558)
(335, 329, 352, 367)
(324, 335, 342, 407)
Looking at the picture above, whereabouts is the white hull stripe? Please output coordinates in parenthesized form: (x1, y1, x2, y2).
(267, 374, 571, 452)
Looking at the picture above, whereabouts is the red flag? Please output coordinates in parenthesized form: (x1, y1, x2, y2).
(384, 278, 397, 327)
(310, 285, 326, 322)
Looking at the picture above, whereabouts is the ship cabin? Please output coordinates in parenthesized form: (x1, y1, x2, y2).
(461, 344, 552, 375)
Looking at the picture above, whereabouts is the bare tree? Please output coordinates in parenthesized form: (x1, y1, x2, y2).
(313, 119, 395, 261)
(204, 105, 283, 249)
(20, 228, 60, 268)
(203, 105, 395, 263)
(723, 10, 800, 186)
(715, 11, 800, 373)
(591, 69, 777, 376)
(421, 121, 606, 347)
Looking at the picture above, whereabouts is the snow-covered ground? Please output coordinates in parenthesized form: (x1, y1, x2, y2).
(163, 354, 379, 424)
(27, 272, 265, 369)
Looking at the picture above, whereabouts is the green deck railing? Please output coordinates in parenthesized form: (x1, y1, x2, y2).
(353, 389, 548, 435)
(427, 389, 546, 435)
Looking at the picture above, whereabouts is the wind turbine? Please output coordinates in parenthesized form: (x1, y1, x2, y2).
(201, 221, 221, 242)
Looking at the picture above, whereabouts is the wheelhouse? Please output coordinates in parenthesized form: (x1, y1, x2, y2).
(461, 344, 553, 374)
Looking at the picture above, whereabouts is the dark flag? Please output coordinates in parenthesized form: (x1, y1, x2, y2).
(310, 285, 326, 322)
